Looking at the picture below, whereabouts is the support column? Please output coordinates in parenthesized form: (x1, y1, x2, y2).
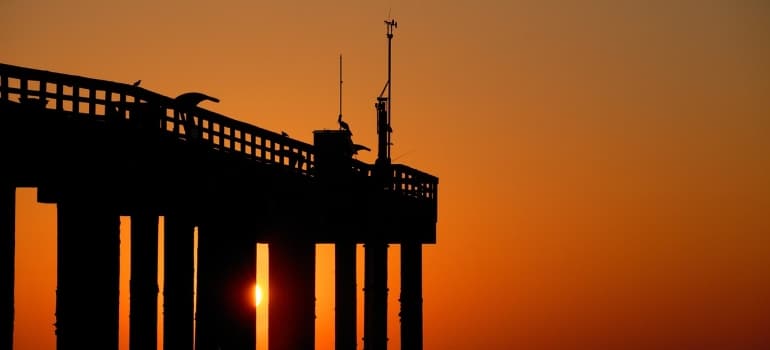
(363, 242, 388, 350)
(196, 218, 256, 350)
(163, 214, 195, 350)
(269, 241, 315, 350)
(0, 186, 15, 350)
(400, 242, 423, 350)
(55, 200, 120, 350)
(130, 213, 159, 350)
(194, 221, 219, 350)
(335, 242, 356, 350)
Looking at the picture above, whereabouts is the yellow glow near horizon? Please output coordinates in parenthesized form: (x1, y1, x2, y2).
(255, 284, 263, 307)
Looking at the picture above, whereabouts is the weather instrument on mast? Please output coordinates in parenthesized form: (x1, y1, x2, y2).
(376, 18, 397, 166)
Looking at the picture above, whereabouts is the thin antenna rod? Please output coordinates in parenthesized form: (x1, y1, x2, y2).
(386, 18, 397, 160)
(339, 54, 343, 120)
(376, 18, 397, 166)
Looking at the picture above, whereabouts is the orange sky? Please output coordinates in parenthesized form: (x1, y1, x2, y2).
(3, 0, 770, 349)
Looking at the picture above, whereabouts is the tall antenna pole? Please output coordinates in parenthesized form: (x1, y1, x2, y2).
(376, 18, 397, 166)
(386, 18, 397, 161)
(339, 54, 343, 121)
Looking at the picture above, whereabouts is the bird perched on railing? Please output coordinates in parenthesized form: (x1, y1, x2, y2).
(337, 114, 351, 135)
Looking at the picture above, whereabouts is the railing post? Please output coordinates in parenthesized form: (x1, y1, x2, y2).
(55, 82, 63, 111)
(20, 78, 28, 101)
(72, 83, 79, 114)
(0, 74, 8, 102)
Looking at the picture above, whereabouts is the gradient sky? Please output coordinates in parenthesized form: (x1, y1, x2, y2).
(3, 0, 770, 349)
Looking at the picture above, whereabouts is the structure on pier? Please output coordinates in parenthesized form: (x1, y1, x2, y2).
(0, 19, 437, 350)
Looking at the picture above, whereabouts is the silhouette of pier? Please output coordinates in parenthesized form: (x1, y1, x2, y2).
(0, 59, 437, 350)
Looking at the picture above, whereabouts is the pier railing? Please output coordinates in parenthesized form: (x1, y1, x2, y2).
(0, 63, 315, 174)
(0, 63, 436, 201)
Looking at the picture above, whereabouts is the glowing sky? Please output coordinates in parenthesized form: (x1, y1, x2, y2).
(2, 0, 770, 349)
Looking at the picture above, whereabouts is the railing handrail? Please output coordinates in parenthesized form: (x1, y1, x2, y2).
(0, 62, 316, 175)
(391, 164, 439, 200)
(0, 62, 437, 201)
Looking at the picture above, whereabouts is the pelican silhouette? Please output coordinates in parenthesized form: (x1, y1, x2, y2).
(351, 143, 371, 155)
(175, 92, 220, 106)
(337, 114, 351, 134)
(281, 131, 289, 137)
(174, 92, 219, 139)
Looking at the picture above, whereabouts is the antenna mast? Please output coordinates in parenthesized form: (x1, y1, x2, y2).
(339, 54, 343, 121)
(376, 18, 397, 166)
(387, 18, 396, 137)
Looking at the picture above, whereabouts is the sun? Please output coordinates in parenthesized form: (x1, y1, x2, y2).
(254, 284, 263, 306)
